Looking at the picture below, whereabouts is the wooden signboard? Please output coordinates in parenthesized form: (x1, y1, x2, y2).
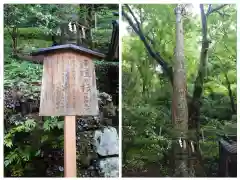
(32, 44, 105, 116)
(40, 51, 98, 116)
(32, 44, 105, 177)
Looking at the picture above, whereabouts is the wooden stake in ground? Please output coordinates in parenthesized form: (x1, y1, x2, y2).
(32, 44, 105, 177)
(64, 116, 77, 176)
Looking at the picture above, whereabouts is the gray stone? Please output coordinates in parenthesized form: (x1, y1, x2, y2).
(99, 157, 119, 177)
(93, 127, 119, 156)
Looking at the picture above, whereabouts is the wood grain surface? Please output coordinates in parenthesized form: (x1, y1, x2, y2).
(39, 50, 99, 116)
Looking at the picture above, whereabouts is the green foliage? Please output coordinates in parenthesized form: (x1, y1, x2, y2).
(4, 114, 64, 175)
(4, 35, 65, 176)
(92, 8, 118, 51)
(4, 28, 51, 40)
(4, 4, 117, 53)
(4, 53, 42, 104)
(43, 117, 64, 131)
(4, 4, 32, 28)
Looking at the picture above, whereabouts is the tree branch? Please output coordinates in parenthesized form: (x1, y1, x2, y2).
(200, 5, 207, 40)
(206, 4, 212, 15)
(192, 5, 209, 101)
(122, 5, 173, 84)
(125, 5, 141, 30)
(206, 4, 228, 16)
(193, 4, 230, 101)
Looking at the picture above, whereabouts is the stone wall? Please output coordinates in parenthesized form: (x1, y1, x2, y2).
(76, 92, 119, 177)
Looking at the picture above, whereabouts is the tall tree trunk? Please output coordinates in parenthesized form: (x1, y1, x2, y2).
(172, 5, 189, 177)
(60, 24, 66, 45)
(82, 4, 93, 48)
(76, 26, 82, 46)
(11, 27, 18, 54)
(76, 7, 82, 46)
(190, 4, 227, 146)
(187, 4, 210, 177)
(187, 4, 227, 177)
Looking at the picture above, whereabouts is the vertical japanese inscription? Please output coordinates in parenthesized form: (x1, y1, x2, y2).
(72, 55, 76, 111)
(83, 59, 91, 111)
(43, 57, 49, 104)
(80, 59, 84, 77)
(60, 56, 66, 113)
(65, 54, 72, 111)
(55, 56, 63, 113)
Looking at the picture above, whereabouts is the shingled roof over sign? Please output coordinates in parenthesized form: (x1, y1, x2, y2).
(31, 44, 105, 59)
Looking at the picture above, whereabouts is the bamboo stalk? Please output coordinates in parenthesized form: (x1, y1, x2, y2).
(64, 116, 76, 177)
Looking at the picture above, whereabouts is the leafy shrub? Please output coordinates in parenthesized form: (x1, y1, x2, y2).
(4, 28, 51, 40)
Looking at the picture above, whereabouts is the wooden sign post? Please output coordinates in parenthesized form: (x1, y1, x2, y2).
(32, 44, 105, 177)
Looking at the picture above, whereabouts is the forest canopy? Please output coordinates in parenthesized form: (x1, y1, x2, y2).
(122, 4, 236, 177)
